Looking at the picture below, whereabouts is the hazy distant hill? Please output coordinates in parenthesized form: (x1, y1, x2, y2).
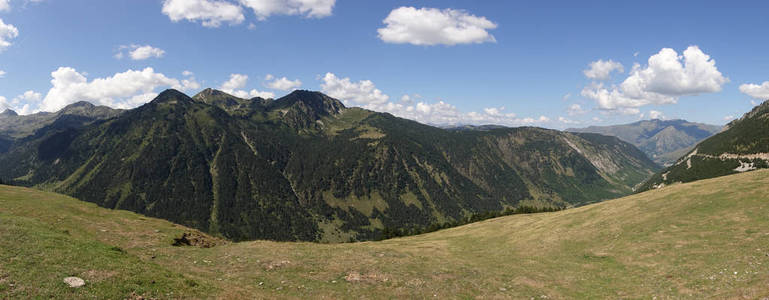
(568, 119, 721, 166)
(0, 89, 658, 242)
(639, 100, 769, 191)
(0, 102, 123, 140)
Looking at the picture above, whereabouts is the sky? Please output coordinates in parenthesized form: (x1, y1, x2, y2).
(0, 0, 768, 129)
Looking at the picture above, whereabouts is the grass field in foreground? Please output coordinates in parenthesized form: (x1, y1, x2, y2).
(1, 170, 769, 299)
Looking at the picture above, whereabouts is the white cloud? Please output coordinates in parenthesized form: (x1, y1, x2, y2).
(558, 116, 579, 125)
(265, 74, 301, 91)
(0, 70, 5, 78)
(179, 70, 201, 92)
(377, 7, 497, 46)
(0, 96, 9, 111)
(220, 73, 248, 92)
(567, 103, 586, 116)
(583, 59, 624, 80)
(116, 44, 166, 60)
(247, 89, 275, 99)
(320, 72, 550, 127)
(2, 90, 42, 115)
(648, 110, 664, 120)
(129, 45, 165, 60)
(739, 81, 769, 100)
(723, 115, 734, 121)
(219, 73, 273, 98)
(562, 93, 571, 101)
(0, 0, 9, 12)
(40, 67, 184, 111)
(0, 18, 19, 52)
(181, 78, 201, 92)
(582, 46, 728, 114)
(320, 72, 389, 105)
(162, 0, 245, 28)
(239, 0, 335, 20)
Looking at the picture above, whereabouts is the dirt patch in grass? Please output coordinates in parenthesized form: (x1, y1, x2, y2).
(82, 270, 117, 283)
(172, 231, 222, 248)
(262, 260, 291, 271)
(344, 271, 389, 284)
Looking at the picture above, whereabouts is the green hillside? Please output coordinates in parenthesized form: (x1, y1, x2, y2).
(0, 89, 658, 242)
(2, 170, 769, 299)
(640, 100, 769, 191)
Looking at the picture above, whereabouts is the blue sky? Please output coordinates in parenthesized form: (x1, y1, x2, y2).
(0, 0, 768, 128)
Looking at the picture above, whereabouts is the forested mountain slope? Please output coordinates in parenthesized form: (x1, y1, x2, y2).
(0, 89, 658, 242)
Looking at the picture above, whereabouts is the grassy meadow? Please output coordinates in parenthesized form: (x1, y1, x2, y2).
(2, 170, 769, 298)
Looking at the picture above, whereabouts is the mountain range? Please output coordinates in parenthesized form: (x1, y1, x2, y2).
(0, 89, 659, 242)
(639, 100, 769, 191)
(568, 119, 722, 166)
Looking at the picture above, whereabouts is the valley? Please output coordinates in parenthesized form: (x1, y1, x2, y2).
(0, 89, 658, 242)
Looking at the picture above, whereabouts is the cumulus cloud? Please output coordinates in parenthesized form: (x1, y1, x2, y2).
(129, 45, 165, 60)
(162, 0, 245, 27)
(581, 46, 728, 114)
(0, 96, 8, 111)
(0, 70, 5, 78)
(40, 67, 185, 111)
(220, 73, 248, 91)
(739, 81, 769, 100)
(244, 89, 274, 99)
(180, 71, 201, 92)
(0, 0, 8, 12)
(320, 72, 551, 127)
(583, 59, 624, 80)
(648, 110, 664, 120)
(558, 116, 579, 125)
(320, 72, 389, 105)
(3, 90, 43, 115)
(219, 73, 274, 99)
(115, 44, 166, 60)
(239, 0, 335, 20)
(723, 115, 735, 121)
(264, 74, 301, 91)
(0, 18, 19, 52)
(377, 7, 497, 46)
(567, 103, 586, 116)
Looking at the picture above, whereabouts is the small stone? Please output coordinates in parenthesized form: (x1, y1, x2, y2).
(499, 287, 507, 291)
(63, 277, 85, 288)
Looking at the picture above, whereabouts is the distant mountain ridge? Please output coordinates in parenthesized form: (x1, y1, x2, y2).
(568, 119, 721, 166)
(0, 101, 123, 140)
(639, 100, 769, 191)
(0, 89, 659, 242)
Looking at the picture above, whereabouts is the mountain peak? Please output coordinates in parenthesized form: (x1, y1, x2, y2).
(193, 88, 232, 101)
(726, 99, 769, 129)
(274, 90, 345, 114)
(62, 101, 95, 110)
(151, 89, 193, 104)
(0, 109, 18, 117)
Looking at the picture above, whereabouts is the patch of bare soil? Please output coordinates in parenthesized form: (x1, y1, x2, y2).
(172, 231, 222, 248)
(82, 270, 117, 283)
(344, 271, 389, 284)
(126, 291, 157, 300)
(262, 260, 291, 271)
